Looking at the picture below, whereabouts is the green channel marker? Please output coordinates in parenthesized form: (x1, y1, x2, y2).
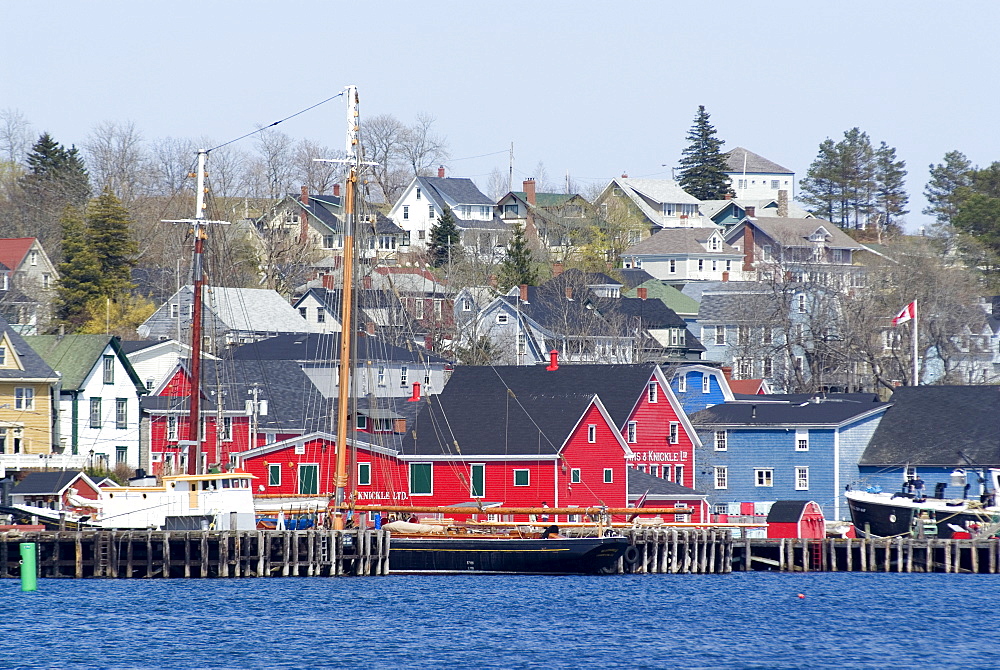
(20, 542, 37, 592)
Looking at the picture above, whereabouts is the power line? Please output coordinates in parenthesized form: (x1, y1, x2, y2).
(206, 91, 347, 153)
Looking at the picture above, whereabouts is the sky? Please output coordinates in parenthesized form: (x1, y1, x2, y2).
(4, 1, 1000, 231)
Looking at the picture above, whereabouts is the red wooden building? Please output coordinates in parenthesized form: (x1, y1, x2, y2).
(765, 500, 826, 539)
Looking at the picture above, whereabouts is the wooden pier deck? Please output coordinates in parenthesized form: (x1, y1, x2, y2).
(618, 528, 1000, 574)
(0, 529, 390, 579)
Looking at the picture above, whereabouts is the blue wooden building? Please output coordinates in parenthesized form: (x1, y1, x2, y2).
(689, 394, 890, 521)
(669, 364, 734, 415)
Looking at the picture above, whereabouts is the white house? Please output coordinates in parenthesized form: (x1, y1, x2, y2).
(387, 167, 507, 255)
(723, 148, 795, 201)
(120, 339, 220, 393)
(24, 335, 148, 468)
(622, 227, 745, 283)
(594, 178, 710, 230)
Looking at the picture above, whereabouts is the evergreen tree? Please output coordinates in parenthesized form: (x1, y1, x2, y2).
(496, 221, 537, 291)
(86, 186, 138, 295)
(799, 139, 840, 223)
(427, 205, 460, 268)
(953, 162, 1000, 268)
(873, 141, 908, 234)
(923, 150, 973, 226)
(22, 132, 90, 205)
(55, 205, 104, 327)
(676, 105, 731, 200)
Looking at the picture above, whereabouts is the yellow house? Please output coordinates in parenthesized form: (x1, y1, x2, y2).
(0, 317, 59, 455)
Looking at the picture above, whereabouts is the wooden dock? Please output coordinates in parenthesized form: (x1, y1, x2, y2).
(0, 529, 390, 579)
(618, 528, 1000, 574)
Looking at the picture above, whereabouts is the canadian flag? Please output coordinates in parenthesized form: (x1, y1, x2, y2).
(892, 301, 916, 326)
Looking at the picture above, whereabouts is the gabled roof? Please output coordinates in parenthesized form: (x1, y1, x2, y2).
(618, 178, 700, 205)
(723, 148, 793, 175)
(229, 332, 449, 364)
(0, 315, 58, 380)
(295, 287, 411, 328)
(507, 191, 580, 209)
(766, 500, 818, 523)
(624, 280, 700, 317)
(728, 378, 770, 395)
(689, 395, 889, 427)
(692, 282, 783, 323)
(23, 334, 146, 392)
(200, 286, 317, 333)
(628, 468, 705, 497)
(12, 470, 94, 496)
(700, 198, 811, 220)
(727, 217, 863, 250)
(624, 227, 741, 257)
(617, 268, 655, 289)
(0, 238, 37, 273)
(859, 385, 1000, 467)
(418, 176, 495, 206)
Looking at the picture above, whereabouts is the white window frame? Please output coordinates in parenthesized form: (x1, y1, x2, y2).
(587, 424, 596, 443)
(603, 468, 613, 484)
(358, 462, 372, 486)
(570, 468, 581, 484)
(714, 466, 728, 490)
(677, 373, 686, 393)
(268, 463, 281, 487)
(675, 464, 684, 486)
(626, 421, 637, 443)
(795, 466, 809, 491)
(755, 468, 774, 487)
(167, 416, 178, 441)
(668, 422, 679, 445)
(702, 373, 711, 394)
(497, 313, 509, 325)
(647, 381, 658, 403)
(470, 463, 485, 498)
(715, 430, 727, 451)
(15, 387, 34, 410)
(795, 429, 809, 451)
(513, 469, 530, 487)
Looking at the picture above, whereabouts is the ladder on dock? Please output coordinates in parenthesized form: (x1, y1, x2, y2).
(95, 533, 112, 577)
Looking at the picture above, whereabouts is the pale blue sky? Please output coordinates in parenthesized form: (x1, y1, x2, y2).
(4, 1, 999, 229)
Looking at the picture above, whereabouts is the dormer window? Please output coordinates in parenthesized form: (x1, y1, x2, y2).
(662, 203, 676, 217)
(809, 227, 831, 242)
(709, 236, 720, 251)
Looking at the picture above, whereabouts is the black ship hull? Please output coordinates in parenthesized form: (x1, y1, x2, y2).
(846, 494, 1000, 539)
(388, 535, 629, 574)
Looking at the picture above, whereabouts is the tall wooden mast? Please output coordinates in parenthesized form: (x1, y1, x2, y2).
(333, 85, 360, 529)
(186, 150, 209, 475)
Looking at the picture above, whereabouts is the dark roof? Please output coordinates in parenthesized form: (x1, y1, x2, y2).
(13, 471, 87, 495)
(0, 315, 58, 380)
(617, 268, 656, 289)
(859, 385, 1000, 467)
(614, 296, 688, 329)
(419, 176, 495, 206)
(723, 147, 793, 175)
(119, 340, 164, 355)
(689, 395, 888, 427)
(732, 393, 881, 404)
(228, 333, 449, 364)
(142, 359, 333, 432)
(628, 468, 704, 496)
(766, 500, 815, 523)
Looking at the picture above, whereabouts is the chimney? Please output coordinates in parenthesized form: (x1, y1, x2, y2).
(437, 165, 445, 178)
(394, 418, 408, 432)
(407, 382, 422, 403)
(721, 366, 733, 380)
(621, 172, 629, 178)
(742, 226, 755, 272)
(424, 334, 433, 351)
(523, 178, 536, 206)
(777, 190, 788, 217)
(333, 183, 341, 197)
(300, 186, 309, 206)
(724, 193, 732, 200)
(362, 275, 372, 290)
(321, 274, 336, 290)
(637, 287, 647, 300)
(299, 186, 309, 243)
(552, 261, 564, 277)
(519, 284, 528, 302)
(722, 271, 730, 282)
(546, 350, 560, 371)
(366, 322, 376, 336)
(745, 206, 756, 218)
(565, 286, 573, 300)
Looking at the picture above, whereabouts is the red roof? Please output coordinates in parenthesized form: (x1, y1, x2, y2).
(729, 378, 767, 395)
(0, 238, 37, 273)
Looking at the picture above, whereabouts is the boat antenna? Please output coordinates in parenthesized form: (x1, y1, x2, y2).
(163, 150, 230, 475)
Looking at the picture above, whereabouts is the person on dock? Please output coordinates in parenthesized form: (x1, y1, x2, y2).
(913, 475, 925, 501)
(541, 502, 550, 523)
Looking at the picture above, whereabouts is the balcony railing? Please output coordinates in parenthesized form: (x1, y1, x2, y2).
(0, 453, 91, 471)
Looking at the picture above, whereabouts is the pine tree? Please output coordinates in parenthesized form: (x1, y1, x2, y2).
(55, 205, 104, 327)
(799, 139, 841, 223)
(427, 205, 460, 268)
(86, 186, 138, 295)
(23, 132, 90, 205)
(676, 105, 731, 200)
(873, 141, 908, 234)
(496, 221, 537, 291)
(923, 150, 973, 226)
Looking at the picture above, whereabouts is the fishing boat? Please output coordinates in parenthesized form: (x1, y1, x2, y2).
(845, 469, 1000, 539)
(323, 88, 639, 574)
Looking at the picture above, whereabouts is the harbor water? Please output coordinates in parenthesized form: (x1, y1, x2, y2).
(2, 572, 997, 669)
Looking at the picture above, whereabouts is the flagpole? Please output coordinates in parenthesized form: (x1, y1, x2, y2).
(911, 299, 918, 385)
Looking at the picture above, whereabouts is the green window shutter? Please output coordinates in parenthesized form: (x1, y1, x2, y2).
(470, 464, 485, 497)
(299, 464, 319, 495)
(410, 463, 432, 495)
(514, 470, 529, 487)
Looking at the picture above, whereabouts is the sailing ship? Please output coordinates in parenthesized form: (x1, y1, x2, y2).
(845, 469, 1000, 539)
(323, 88, 648, 574)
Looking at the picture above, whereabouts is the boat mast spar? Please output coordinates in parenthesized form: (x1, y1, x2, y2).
(333, 85, 360, 529)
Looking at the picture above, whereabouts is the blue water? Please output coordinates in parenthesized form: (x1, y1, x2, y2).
(1, 573, 997, 669)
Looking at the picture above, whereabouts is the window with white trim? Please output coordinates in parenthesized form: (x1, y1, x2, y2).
(358, 462, 371, 486)
(669, 259, 676, 274)
(587, 424, 596, 443)
(755, 468, 774, 487)
(675, 464, 684, 485)
(410, 463, 433, 495)
(626, 421, 637, 443)
(702, 373, 711, 393)
(497, 313, 508, 325)
(570, 468, 581, 484)
(715, 325, 726, 345)
(268, 463, 281, 486)
(167, 416, 178, 441)
(715, 430, 727, 451)
(603, 468, 613, 483)
(795, 429, 809, 451)
(714, 466, 728, 489)
(14, 387, 34, 410)
(470, 463, 485, 498)
(677, 373, 686, 393)
(795, 466, 809, 490)
(513, 469, 530, 486)
(668, 422, 679, 444)
(647, 382, 658, 403)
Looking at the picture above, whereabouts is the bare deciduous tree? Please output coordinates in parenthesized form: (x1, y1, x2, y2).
(0, 108, 33, 164)
(85, 120, 150, 204)
(400, 113, 449, 177)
